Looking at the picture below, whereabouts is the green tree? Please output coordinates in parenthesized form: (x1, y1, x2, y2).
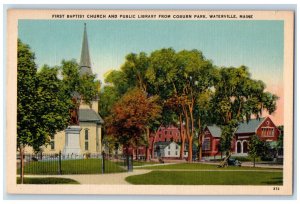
(60, 59, 100, 106)
(195, 89, 214, 161)
(35, 65, 73, 150)
(146, 48, 217, 162)
(99, 86, 120, 119)
(17, 39, 40, 151)
(277, 125, 284, 150)
(17, 41, 72, 152)
(212, 66, 278, 160)
(248, 135, 270, 167)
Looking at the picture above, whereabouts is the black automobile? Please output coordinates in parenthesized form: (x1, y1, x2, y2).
(228, 158, 242, 167)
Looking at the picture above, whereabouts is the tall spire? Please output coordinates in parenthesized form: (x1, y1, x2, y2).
(79, 23, 92, 76)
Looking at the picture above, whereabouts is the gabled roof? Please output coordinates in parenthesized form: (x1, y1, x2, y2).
(236, 118, 265, 134)
(155, 141, 178, 149)
(206, 117, 268, 136)
(207, 125, 222, 137)
(79, 109, 104, 124)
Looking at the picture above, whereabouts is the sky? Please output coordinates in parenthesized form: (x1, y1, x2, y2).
(18, 20, 284, 125)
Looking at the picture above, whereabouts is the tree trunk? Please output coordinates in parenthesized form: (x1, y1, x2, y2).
(198, 119, 204, 162)
(151, 126, 161, 159)
(180, 139, 185, 159)
(188, 137, 193, 162)
(179, 115, 185, 160)
(198, 135, 203, 162)
(135, 148, 138, 160)
(20, 146, 24, 184)
(184, 108, 194, 163)
(151, 138, 155, 158)
(145, 127, 150, 161)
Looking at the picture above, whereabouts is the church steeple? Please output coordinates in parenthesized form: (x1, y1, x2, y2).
(79, 23, 93, 76)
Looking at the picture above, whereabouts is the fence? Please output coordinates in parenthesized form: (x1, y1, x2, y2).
(17, 151, 133, 176)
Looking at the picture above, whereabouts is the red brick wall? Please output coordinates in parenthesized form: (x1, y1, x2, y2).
(153, 126, 182, 143)
(202, 127, 221, 156)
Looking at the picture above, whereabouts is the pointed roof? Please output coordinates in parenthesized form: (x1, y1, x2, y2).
(79, 23, 93, 76)
(207, 125, 222, 137)
(206, 117, 268, 137)
(235, 118, 265, 134)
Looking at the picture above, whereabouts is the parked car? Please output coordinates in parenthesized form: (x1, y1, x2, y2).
(228, 158, 242, 167)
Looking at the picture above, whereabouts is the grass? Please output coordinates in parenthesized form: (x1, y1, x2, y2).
(17, 177, 79, 184)
(133, 161, 158, 166)
(125, 171, 283, 185)
(114, 160, 158, 167)
(19, 159, 126, 175)
(140, 163, 281, 171)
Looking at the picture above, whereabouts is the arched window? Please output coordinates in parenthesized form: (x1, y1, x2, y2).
(85, 129, 89, 151)
(243, 141, 248, 153)
(237, 141, 241, 153)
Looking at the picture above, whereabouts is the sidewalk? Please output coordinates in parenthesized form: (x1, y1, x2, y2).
(20, 169, 151, 185)
(240, 162, 283, 169)
(201, 161, 283, 169)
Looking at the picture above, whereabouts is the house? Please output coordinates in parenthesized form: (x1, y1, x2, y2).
(154, 141, 180, 158)
(203, 117, 280, 157)
(148, 125, 187, 158)
(24, 24, 104, 155)
(202, 125, 222, 157)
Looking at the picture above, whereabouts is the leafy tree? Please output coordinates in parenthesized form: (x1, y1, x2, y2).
(102, 134, 120, 155)
(248, 135, 270, 167)
(60, 59, 100, 106)
(35, 65, 73, 150)
(17, 40, 77, 182)
(212, 66, 278, 159)
(17, 39, 40, 151)
(277, 125, 284, 151)
(105, 88, 162, 158)
(17, 40, 71, 152)
(195, 89, 214, 161)
(99, 85, 120, 119)
(146, 48, 217, 162)
(102, 52, 174, 160)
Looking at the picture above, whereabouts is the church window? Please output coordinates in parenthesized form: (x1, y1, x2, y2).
(50, 135, 55, 150)
(85, 129, 89, 150)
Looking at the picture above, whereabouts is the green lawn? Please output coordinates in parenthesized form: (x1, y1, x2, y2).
(114, 160, 158, 167)
(17, 177, 79, 184)
(140, 163, 280, 171)
(133, 161, 158, 166)
(125, 171, 283, 185)
(19, 159, 126, 175)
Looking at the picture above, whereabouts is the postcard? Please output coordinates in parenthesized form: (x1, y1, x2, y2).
(6, 9, 294, 195)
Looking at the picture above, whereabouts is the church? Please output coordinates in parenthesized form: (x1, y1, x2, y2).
(25, 24, 104, 155)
